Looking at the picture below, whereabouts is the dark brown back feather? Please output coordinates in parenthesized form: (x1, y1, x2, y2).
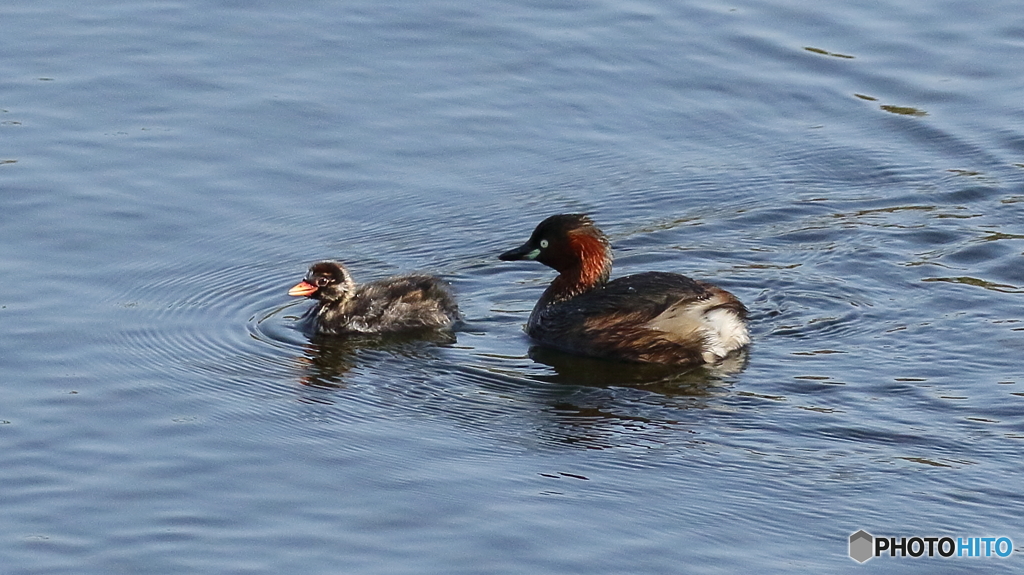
(528, 272, 715, 363)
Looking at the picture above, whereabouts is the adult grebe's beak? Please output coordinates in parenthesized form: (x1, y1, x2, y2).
(499, 241, 540, 261)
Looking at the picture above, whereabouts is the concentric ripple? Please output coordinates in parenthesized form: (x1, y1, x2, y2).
(112, 260, 312, 401)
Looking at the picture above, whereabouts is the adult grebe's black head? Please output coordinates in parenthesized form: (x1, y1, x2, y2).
(499, 214, 613, 293)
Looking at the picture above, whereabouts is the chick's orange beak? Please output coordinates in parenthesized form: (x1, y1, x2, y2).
(288, 280, 318, 297)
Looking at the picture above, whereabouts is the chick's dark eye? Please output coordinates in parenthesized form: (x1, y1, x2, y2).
(316, 277, 331, 287)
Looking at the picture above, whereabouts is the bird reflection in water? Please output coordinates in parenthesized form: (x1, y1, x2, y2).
(527, 344, 748, 391)
(295, 330, 458, 391)
(518, 346, 749, 450)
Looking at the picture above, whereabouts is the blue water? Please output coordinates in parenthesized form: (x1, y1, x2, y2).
(2, 0, 1023, 573)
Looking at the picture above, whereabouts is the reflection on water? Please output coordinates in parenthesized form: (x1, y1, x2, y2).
(297, 330, 459, 389)
(527, 344, 748, 390)
(803, 46, 855, 59)
(922, 276, 1022, 293)
(880, 104, 928, 117)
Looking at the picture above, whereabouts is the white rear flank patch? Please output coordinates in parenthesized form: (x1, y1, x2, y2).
(700, 307, 751, 363)
(645, 298, 751, 364)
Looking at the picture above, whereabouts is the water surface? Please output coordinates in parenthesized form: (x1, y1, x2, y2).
(2, 0, 1023, 573)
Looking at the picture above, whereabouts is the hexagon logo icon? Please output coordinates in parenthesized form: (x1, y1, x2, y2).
(849, 530, 873, 563)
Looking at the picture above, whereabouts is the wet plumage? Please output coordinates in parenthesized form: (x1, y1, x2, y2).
(288, 261, 459, 335)
(499, 214, 749, 365)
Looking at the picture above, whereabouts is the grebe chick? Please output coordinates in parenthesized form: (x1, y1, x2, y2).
(288, 261, 459, 335)
(499, 214, 749, 365)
